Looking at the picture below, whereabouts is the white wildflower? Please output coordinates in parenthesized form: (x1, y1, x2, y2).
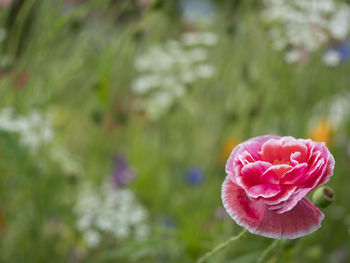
(83, 230, 101, 248)
(132, 32, 217, 119)
(74, 182, 150, 247)
(182, 32, 218, 46)
(263, 0, 350, 63)
(284, 49, 300, 64)
(323, 50, 341, 67)
(0, 108, 54, 150)
(328, 5, 350, 39)
(311, 92, 350, 130)
(188, 48, 208, 62)
(182, 32, 202, 46)
(76, 215, 93, 231)
(180, 71, 197, 84)
(196, 64, 215, 78)
(201, 32, 219, 46)
(49, 144, 83, 176)
(328, 95, 350, 127)
(142, 92, 174, 120)
(131, 74, 162, 94)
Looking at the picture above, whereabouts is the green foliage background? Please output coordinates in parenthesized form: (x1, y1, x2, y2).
(0, 0, 349, 262)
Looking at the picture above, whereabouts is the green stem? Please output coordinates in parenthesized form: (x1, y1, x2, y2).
(7, 0, 37, 58)
(257, 239, 280, 263)
(196, 229, 248, 263)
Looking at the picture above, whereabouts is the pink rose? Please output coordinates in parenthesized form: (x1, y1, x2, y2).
(222, 135, 335, 239)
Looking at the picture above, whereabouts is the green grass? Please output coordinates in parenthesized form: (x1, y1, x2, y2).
(0, 1, 349, 262)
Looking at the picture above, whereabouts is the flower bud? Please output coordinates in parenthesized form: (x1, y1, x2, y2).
(312, 186, 335, 208)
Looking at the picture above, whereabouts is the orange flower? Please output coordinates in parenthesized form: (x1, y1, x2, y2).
(309, 120, 331, 146)
(219, 139, 240, 163)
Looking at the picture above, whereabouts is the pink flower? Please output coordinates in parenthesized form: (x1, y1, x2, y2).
(0, 0, 13, 8)
(222, 135, 335, 239)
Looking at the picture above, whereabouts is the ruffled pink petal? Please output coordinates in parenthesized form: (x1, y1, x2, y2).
(303, 159, 325, 187)
(281, 137, 308, 162)
(260, 137, 308, 164)
(222, 177, 265, 223)
(262, 164, 292, 184)
(317, 153, 335, 186)
(247, 184, 282, 198)
(237, 161, 272, 187)
(238, 135, 282, 161)
(260, 139, 286, 163)
(226, 135, 280, 175)
(268, 197, 324, 239)
(290, 152, 301, 166)
(272, 188, 310, 214)
(280, 163, 308, 185)
(222, 177, 324, 239)
(306, 142, 328, 168)
(264, 185, 297, 205)
(276, 158, 332, 214)
(306, 146, 334, 188)
(238, 151, 256, 165)
(307, 150, 322, 168)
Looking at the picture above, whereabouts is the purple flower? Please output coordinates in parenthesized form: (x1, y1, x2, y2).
(334, 41, 350, 61)
(111, 154, 134, 187)
(186, 167, 204, 185)
(164, 217, 176, 229)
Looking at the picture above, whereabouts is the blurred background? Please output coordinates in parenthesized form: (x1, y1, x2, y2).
(0, 0, 350, 262)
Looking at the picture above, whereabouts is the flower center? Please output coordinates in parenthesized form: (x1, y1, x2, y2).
(273, 160, 290, 165)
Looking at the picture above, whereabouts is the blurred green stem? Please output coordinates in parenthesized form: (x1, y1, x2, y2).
(7, 0, 37, 58)
(257, 239, 280, 263)
(196, 229, 248, 263)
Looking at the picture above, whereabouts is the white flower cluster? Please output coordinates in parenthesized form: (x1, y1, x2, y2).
(323, 49, 342, 67)
(49, 144, 83, 177)
(263, 0, 350, 63)
(0, 107, 83, 178)
(0, 108, 54, 150)
(132, 32, 217, 120)
(310, 92, 350, 129)
(74, 182, 150, 248)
